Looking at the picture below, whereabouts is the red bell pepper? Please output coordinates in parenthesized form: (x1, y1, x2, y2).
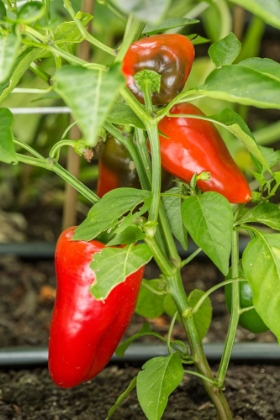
(97, 134, 172, 198)
(158, 102, 252, 204)
(48, 226, 144, 388)
(122, 34, 195, 105)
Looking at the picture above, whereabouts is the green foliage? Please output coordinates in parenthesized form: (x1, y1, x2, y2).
(209, 33, 241, 66)
(2, 0, 280, 417)
(137, 353, 184, 420)
(0, 109, 17, 164)
(242, 233, 280, 342)
(195, 61, 280, 109)
(135, 279, 166, 319)
(229, 0, 280, 29)
(73, 188, 151, 241)
(162, 187, 188, 250)
(111, 0, 172, 25)
(90, 244, 152, 299)
(53, 64, 125, 147)
(182, 192, 233, 275)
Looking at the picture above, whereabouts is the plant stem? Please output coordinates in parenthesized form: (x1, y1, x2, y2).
(217, 229, 240, 387)
(181, 248, 202, 268)
(146, 121, 161, 223)
(103, 122, 149, 191)
(63, 0, 116, 57)
(115, 16, 145, 63)
(16, 154, 99, 204)
(145, 235, 233, 419)
(169, 271, 233, 420)
(49, 140, 75, 160)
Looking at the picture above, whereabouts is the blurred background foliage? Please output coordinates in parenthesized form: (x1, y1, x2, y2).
(1, 0, 280, 241)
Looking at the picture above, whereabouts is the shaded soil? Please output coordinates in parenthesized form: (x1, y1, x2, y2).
(0, 252, 279, 419)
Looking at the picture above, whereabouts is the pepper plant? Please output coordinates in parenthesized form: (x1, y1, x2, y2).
(1, 1, 280, 419)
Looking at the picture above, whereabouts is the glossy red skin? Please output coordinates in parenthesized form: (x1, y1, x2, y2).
(122, 34, 195, 105)
(97, 136, 140, 198)
(48, 226, 144, 388)
(97, 162, 120, 198)
(97, 135, 172, 198)
(158, 103, 252, 204)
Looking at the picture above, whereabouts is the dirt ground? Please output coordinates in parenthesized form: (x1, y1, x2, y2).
(0, 248, 279, 419)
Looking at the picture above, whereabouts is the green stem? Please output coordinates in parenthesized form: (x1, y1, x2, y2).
(49, 140, 76, 160)
(142, 79, 154, 115)
(22, 40, 106, 70)
(49, 44, 106, 69)
(121, 87, 150, 123)
(135, 128, 152, 184)
(146, 121, 161, 223)
(192, 277, 245, 315)
(254, 120, 280, 146)
(167, 311, 178, 354)
(217, 230, 240, 388)
(184, 370, 218, 386)
(181, 248, 202, 268)
(144, 235, 175, 278)
(16, 154, 99, 204)
(115, 16, 145, 63)
(14, 138, 44, 159)
(169, 271, 233, 420)
(29, 63, 50, 83)
(215, 0, 232, 39)
(63, 0, 116, 57)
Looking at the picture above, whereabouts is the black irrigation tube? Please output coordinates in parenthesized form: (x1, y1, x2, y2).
(0, 237, 251, 260)
(1, 238, 280, 369)
(0, 343, 280, 368)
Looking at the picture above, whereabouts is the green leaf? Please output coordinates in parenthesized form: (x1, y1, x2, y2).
(0, 108, 17, 164)
(163, 294, 181, 324)
(116, 323, 165, 358)
(191, 35, 210, 46)
(135, 279, 165, 319)
(90, 244, 152, 299)
(0, 31, 21, 83)
(195, 64, 280, 109)
(143, 18, 199, 35)
(229, 0, 280, 30)
(238, 57, 280, 82)
(54, 13, 93, 44)
(258, 146, 280, 169)
(242, 233, 280, 341)
(162, 187, 188, 251)
(137, 353, 183, 420)
(106, 102, 145, 129)
(18, 1, 45, 23)
(106, 224, 145, 246)
(111, 0, 172, 25)
(182, 192, 233, 275)
(188, 289, 212, 340)
(208, 33, 241, 66)
(53, 64, 125, 147)
(0, 0, 6, 20)
(238, 202, 280, 231)
(106, 377, 137, 420)
(73, 188, 151, 241)
(0, 47, 41, 104)
(209, 108, 271, 172)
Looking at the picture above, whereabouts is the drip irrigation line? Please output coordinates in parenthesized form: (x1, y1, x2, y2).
(0, 343, 279, 368)
(0, 237, 251, 260)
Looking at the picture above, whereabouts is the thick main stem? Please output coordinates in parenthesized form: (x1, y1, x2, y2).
(145, 237, 233, 420)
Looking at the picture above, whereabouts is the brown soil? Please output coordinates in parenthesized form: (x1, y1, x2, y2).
(0, 250, 279, 420)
